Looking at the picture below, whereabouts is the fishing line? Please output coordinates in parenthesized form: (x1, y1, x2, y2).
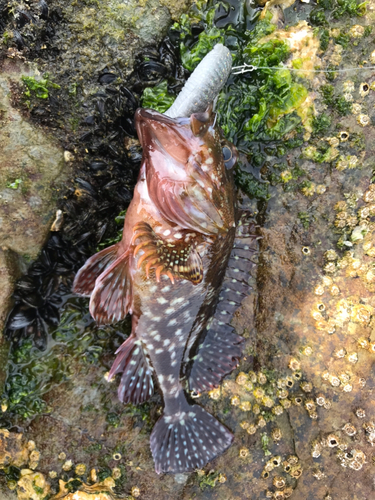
(232, 62, 375, 74)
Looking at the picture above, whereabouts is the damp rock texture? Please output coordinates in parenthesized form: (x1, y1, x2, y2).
(0, 59, 69, 334)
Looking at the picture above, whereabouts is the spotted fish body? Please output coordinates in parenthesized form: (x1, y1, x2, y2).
(73, 106, 249, 473)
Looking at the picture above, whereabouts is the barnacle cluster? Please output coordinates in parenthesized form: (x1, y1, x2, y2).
(262, 454, 301, 498)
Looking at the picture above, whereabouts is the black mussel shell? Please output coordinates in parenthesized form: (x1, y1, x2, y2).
(98, 73, 118, 84)
(13, 30, 25, 49)
(39, 0, 49, 19)
(137, 61, 167, 81)
(7, 305, 36, 330)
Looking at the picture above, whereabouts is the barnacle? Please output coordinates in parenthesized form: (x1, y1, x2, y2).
(112, 467, 121, 479)
(131, 486, 141, 497)
(239, 401, 252, 411)
(288, 358, 301, 371)
(273, 475, 286, 488)
(357, 114, 370, 127)
(246, 424, 257, 435)
(300, 382, 312, 392)
(359, 83, 370, 97)
(352, 103, 362, 114)
(356, 408, 366, 418)
(349, 25, 365, 37)
(339, 131, 349, 142)
(209, 388, 221, 400)
(236, 372, 248, 386)
(272, 428, 282, 441)
(75, 463, 86, 476)
(231, 396, 241, 406)
(342, 423, 357, 436)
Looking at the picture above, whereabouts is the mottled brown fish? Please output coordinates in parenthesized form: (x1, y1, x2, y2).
(73, 106, 252, 473)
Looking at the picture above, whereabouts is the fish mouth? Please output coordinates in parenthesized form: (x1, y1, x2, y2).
(135, 108, 194, 165)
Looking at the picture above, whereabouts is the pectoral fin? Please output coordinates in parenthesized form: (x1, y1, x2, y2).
(89, 250, 133, 324)
(132, 222, 203, 285)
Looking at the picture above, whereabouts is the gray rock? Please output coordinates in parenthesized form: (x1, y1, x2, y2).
(0, 59, 71, 334)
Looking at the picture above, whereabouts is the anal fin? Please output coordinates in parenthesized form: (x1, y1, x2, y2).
(132, 222, 203, 285)
(73, 244, 119, 296)
(108, 333, 154, 404)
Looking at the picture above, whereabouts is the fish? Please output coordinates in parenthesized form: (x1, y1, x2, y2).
(72, 103, 256, 473)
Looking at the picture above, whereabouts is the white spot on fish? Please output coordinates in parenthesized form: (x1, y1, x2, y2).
(168, 318, 177, 326)
(149, 285, 157, 293)
(163, 339, 171, 347)
(156, 348, 163, 354)
(163, 229, 171, 236)
(161, 286, 171, 293)
(165, 307, 175, 315)
(157, 297, 168, 305)
(171, 297, 184, 306)
(174, 233, 182, 239)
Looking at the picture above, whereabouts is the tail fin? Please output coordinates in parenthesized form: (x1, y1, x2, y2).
(108, 334, 154, 404)
(150, 405, 233, 474)
(89, 250, 132, 324)
(72, 244, 119, 296)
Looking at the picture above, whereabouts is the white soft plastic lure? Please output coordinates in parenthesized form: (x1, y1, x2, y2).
(164, 43, 232, 119)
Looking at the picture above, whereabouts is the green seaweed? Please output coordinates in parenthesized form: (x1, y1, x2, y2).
(298, 211, 311, 229)
(319, 28, 330, 51)
(199, 471, 220, 491)
(261, 433, 271, 456)
(6, 178, 23, 190)
(21, 73, 60, 100)
(320, 84, 351, 115)
(311, 0, 367, 22)
(235, 169, 270, 201)
(181, 26, 225, 71)
(312, 113, 331, 135)
(141, 81, 176, 113)
(97, 209, 127, 250)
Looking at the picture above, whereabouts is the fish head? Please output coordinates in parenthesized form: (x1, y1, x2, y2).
(135, 106, 237, 234)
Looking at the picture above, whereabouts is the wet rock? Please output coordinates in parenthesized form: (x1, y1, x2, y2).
(0, 59, 70, 338)
(0, 429, 29, 469)
(52, 477, 116, 500)
(17, 470, 50, 500)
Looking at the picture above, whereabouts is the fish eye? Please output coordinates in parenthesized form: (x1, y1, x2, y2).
(222, 146, 232, 162)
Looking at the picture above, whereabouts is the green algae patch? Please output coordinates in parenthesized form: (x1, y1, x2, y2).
(181, 25, 224, 71)
(310, 0, 367, 26)
(21, 74, 60, 100)
(2, 304, 128, 419)
(141, 81, 176, 113)
(97, 209, 127, 251)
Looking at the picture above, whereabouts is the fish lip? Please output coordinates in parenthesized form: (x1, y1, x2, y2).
(135, 107, 189, 127)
